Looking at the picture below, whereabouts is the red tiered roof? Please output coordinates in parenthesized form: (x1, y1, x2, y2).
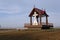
(29, 8, 48, 17)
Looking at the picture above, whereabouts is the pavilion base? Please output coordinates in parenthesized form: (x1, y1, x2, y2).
(24, 23, 53, 29)
(24, 25, 53, 29)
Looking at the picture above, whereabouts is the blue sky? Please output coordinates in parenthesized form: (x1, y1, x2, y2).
(0, 0, 60, 28)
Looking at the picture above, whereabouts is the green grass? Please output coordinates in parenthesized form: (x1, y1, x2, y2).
(0, 28, 60, 40)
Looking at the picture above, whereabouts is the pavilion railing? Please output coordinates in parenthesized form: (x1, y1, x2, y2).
(24, 22, 53, 27)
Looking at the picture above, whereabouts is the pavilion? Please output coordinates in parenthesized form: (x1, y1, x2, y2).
(24, 7, 53, 28)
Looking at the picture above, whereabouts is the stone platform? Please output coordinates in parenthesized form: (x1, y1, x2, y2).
(24, 23, 53, 28)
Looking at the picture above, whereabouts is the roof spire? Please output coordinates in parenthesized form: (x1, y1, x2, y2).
(33, 0, 36, 8)
(34, 5, 35, 8)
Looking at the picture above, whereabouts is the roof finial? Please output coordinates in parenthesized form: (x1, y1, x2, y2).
(34, 5, 35, 8)
(42, 8, 45, 11)
(33, 0, 36, 8)
(43, 9, 46, 11)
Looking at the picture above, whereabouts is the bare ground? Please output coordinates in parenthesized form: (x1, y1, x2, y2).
(0, 29, 60, 40)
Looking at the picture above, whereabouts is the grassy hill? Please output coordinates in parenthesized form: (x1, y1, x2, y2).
(0, 28, 60, 40)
